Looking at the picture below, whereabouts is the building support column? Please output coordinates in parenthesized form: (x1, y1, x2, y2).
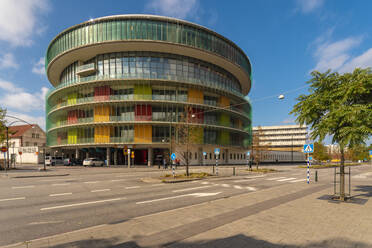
(225, 149, 229, 165)
(114, 149, 118, 166)
(106, 147, 111, 167)
(75, 147, 79, 159)
(86, 151, 89, 159)
(147, 147, 153, 167)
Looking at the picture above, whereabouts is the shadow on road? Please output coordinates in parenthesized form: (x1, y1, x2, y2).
(46, 235, 371, 248)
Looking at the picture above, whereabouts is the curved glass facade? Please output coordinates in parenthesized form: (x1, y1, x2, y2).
(46, 16, 251, 79)
(46, 15, 252, 166)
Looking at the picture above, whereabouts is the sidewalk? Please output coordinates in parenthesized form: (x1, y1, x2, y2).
(3, 171, 372, 248)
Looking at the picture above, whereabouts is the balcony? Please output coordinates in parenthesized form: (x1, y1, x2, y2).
(76, 63, 96, 76)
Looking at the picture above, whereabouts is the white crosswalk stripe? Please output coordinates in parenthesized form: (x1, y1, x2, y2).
(289, 179, 307, 183)
(277, 177, 297, 182)
(266, 177, 286, 181)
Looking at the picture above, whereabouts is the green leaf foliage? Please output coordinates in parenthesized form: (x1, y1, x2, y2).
(291, 68, 372, 150)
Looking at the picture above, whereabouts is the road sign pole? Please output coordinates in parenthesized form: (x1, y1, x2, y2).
(307, 153, 310, 184)
(216, 156, 218, 176)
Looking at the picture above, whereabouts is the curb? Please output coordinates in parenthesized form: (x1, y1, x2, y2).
(11, 173, 70, 179)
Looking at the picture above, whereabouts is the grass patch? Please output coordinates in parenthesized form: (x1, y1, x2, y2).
(298, 163, 362, 169)
(246, 168, 278, 173)
(161, 172, 212, 179)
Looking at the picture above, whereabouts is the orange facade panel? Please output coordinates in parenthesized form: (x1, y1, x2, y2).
(94, 126, 110, 143)
(188, 89, 203, 104)
(219, 96, 230, 107)
(134, 125, 152, 143)
(94, 105, 110, 122)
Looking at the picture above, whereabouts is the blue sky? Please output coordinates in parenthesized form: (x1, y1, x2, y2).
(0, 0, 371, 141)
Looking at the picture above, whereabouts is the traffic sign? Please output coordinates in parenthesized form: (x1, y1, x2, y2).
(18, 151, 22, 155)
(303, 144, 314, 153)
(203, 152, 207, 156)
(214, 148, 220, 155)
(171, 153, 176, 161)
(1, 146, 7, 153)
(246, 151, 250, 157)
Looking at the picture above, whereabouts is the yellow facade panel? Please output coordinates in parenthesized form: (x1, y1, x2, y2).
(134, 125, 152, 143)
(219, 96, 230, 107)
(94, 105, 110, 122)
(188, 89, 203, 104)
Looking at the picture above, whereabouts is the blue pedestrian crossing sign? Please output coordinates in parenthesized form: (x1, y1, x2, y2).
(171, 153, 176, 161)
(214, 148, 220, 155)
(246, 151, 250, 157)
(203, 152, 207, 156)
(303, 144, 314, 153)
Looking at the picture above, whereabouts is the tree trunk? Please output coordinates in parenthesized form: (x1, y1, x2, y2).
(340, 147, 345, 201)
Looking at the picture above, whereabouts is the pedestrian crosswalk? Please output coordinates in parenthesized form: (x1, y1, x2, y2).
(198, 175, 307, 192)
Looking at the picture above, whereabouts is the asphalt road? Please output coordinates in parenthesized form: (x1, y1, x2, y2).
(0, 164, 369, 246)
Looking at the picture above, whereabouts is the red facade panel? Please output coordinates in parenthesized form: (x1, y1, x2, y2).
(94, 85, 111, 101)
(135, 105, 152, 121)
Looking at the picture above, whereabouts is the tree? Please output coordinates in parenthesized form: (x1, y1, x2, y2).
(313, 142, 330, 162)
(251, 126, 270, 169)
(0, 107, 6, 143)
(291, 68, 372, 201)
(347, 144, 369, 161)
(172, 106, 203, 176)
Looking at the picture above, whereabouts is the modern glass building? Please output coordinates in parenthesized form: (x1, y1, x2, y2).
(45, 15, 252, 166)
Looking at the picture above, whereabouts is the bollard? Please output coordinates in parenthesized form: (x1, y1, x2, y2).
(315, 170, 318, 182)
(233, 167, 236, 176)
(213, 165, 215, 174)
(172, 165, 175, 178)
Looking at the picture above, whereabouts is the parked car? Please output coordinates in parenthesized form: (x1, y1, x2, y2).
(45, 156, 64, 166)
(83, 158, 105, 167)
(63, 158, 82, 166)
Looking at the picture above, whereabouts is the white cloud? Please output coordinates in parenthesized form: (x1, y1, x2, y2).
(340, 48, 372, 73)
(295, 0, 324, 13)
(0, 78, 49, 112)
(0, 0, 49, 46)
(0, 53, 18, 69)
(312, 36, 363, 72)
(32, 57, 45, 75)
(145, 0, 198, 19)
(282, 118, 295, 124)
(5, 111, 45, 130)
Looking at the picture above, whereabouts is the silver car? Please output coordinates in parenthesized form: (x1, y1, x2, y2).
(83, 158, 105, 167)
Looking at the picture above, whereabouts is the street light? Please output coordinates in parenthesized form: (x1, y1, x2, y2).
(4, 115, 35, 170)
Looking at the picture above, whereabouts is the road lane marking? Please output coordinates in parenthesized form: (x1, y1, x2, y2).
(28, 221, 63, 225)
(151, 184, 165, 186)
(234, 175, 266, 183)
(136, 192, 221, 204)
(246, 186, 257, 191)
(201, 182, 209, 185)
(41, 178, 80, 182)
(266, 177, 286, 181)
(289, 179, 307, 183)
(40, 197, 126, 211)
(12, 186, 35, 189)
(91, 189, 111, 192)
(84, 181, 99, 184)
(234, 185, 243, 189)
(111, 179, 126, 182)
(52, 183, 70, 186)
(0, 197, 26, 202)
(277, 177, 297, 182)
(172, 185, 211, 192)
(221, 184, 231, 188)
(49, 193, 72, 197)
(125, 186, 140, 189)
(234, 179, 257, 183)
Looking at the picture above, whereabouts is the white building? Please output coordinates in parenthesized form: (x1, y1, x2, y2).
(252, 124, 307, 152)
(1, 124, 46, 164)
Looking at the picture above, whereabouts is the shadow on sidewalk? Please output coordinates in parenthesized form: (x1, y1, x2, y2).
(353, 185, 372, 198)
(47, 235, 371, 248)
